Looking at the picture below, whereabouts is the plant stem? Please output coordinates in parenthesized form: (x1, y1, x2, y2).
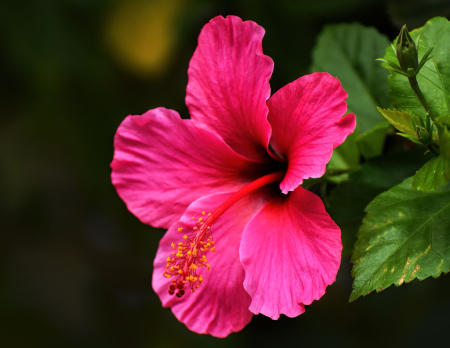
(408, 76, 436, 122)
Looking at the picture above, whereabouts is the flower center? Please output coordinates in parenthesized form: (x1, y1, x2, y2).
(163, 171, 285, 297)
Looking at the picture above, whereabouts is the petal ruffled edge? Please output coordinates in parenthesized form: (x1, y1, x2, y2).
(240, 186, 342, 319)
(267, 72, 356, 193)
(186, 15, 274, 163)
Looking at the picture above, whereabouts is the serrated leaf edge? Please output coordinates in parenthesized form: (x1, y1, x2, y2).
(349, 178, 450, 302)
(377, 107, 419, 138)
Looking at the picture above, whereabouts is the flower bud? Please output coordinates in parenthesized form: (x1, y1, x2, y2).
(396, 25, 418, 76)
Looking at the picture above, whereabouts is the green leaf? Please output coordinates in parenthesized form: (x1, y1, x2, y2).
(437, 121, 450, 157)
(350, 177, 450, 302)
(383, 17, 450, 119)
(328, 128, 359, 171)
(311, 23, 391, 133)
(377, 107, 419, 138)
(411, 121, 450, 192)
(355, 121, 390, 159)
(376, 58, 402, 73)
(437, 115, 450, 128)
(328, 149, 432, 256)
(396, 133, 423, 145)
(327, 126, 359, 183)
(411, 156, 450, 191)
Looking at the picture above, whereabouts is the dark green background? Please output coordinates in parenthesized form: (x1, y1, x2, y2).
(1, 0, 449, 347)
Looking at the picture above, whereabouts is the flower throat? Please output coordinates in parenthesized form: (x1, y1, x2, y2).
(163, 171, 285, 298)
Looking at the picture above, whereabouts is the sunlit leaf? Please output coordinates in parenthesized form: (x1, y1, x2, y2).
(377, 107, 420, 138)
(411, 156, 450, 191)
(411, 119, 450, 191)
(350, 177, 450, 302)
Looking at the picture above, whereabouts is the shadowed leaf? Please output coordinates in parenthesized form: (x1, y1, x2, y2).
(328, 149, 432, 255)
(311, 23, 391, 133)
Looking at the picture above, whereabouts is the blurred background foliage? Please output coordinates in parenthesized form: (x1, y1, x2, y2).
(1, 0, 450, 347)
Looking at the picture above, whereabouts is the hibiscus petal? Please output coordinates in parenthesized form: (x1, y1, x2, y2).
(152, 189, 271, 337)
(186, 15, 274, 163)
(267, 72, 356, 193)
(240, 186, 342, 319)
(111, 107, 262, 228)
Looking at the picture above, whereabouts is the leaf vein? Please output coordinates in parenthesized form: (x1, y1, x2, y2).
(358, 199, 450, 287)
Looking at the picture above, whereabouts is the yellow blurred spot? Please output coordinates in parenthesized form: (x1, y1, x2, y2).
(104, 0, 184, 76)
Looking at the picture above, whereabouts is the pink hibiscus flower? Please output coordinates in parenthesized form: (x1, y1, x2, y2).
(111, 15, 356, 337)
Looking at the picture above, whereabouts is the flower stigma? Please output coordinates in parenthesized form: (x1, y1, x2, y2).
(164, 211, 215, 296)
(163, 171, 286, 298)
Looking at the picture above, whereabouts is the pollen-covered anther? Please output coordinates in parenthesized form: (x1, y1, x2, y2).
(163, 211, 216, 297)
